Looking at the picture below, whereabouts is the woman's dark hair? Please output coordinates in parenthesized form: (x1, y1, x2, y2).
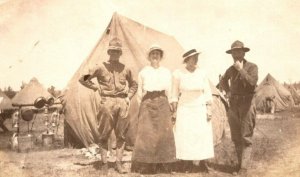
(184, 56, 198, 64)
(148, 49, 163, 58)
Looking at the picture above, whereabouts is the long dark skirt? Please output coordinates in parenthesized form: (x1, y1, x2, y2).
(132, 93, 176, 163)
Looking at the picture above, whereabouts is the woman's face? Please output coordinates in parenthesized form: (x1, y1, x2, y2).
(148, 50, 162, 65)
(185, 55, 198, 67)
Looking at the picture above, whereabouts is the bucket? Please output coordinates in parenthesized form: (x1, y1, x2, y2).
(42, 133, 54, 147)
(17, 134, 34, 153)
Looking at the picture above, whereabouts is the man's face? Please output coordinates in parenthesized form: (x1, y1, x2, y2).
(231, 49, 245, 62)
(108, 49, 122, 61)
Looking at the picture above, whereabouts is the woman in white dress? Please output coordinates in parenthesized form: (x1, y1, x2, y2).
(171, 49, 214, 173)
(132, 45, 176, 173)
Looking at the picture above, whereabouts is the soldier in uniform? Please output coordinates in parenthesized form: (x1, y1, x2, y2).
(79, 37, 138, 174)
(220, 40, 258, 176)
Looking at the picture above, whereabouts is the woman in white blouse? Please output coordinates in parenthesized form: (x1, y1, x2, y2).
(171, 49, 214, 173)
(132, 45, 176, 173)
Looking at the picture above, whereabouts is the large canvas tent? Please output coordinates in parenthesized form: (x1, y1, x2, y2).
(63, 13, 226, 148)
(12, 77, 53, 107)
(255, 73, 294, 112)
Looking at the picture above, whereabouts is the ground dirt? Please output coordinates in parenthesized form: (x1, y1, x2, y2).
(0, 109, 300, 177)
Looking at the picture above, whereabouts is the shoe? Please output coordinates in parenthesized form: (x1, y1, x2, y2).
(101, 163, 108, 175)
(115, 161, 127, 174)
(203, 166, 210, 174)
(183, 161, 193, 173)
(200, 160, 212, 174)
(232, 163, 240, 176)
(238, 168, 247, 177)
(232, 171, 238, 176)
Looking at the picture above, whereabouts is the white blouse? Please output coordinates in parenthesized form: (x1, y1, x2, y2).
(137, 66, 172, 103)
(171, 66, 212, 104)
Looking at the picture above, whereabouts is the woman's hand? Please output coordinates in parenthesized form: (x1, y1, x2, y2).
(206, 104, 212, 121)
(170, 102, 177, 125)
(169, 104, 174, 112)
(170, 102, 177, 112)
(171, 111, 176, 125)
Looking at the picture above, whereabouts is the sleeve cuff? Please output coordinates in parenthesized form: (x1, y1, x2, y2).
(169, 97, 178, 103)
(128, 93, 134, 99)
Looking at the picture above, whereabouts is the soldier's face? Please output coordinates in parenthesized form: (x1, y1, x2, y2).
(231, 49, 245, 62)
(108, 50, 122, 61)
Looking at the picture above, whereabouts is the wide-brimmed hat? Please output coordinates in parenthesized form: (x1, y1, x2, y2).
(147, 44, 164, 57)
(182, 49, 200, 62)
(226, 40, 250, 54)
(108, 37, 122, 51)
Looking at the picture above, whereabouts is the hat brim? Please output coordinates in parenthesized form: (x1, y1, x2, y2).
(148, 48, 164, 55)
(183, 52, 200, 61)
(226, 47, 250, 54)
(108, 46, 122, 51)
(107, 47, 122, 55)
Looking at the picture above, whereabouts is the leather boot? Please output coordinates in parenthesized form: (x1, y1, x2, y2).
(235, 144, 242, 170)
(232, 144, 242, 176)
(240, 145, 252, 175)
(115, 147, 127, 174)
(100, 147, 108, 175)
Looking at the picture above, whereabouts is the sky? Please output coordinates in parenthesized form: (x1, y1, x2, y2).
(0, 0, 299, 90)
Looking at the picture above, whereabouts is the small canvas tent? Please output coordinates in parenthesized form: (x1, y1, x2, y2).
(12, 77, 53, 107)
(0, 90, 14, 111)
(63, 13, 227, 148)
(286, 85, 300, 105)
(255, 74, 294, 112)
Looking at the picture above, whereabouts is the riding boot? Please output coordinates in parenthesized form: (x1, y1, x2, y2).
(115, 147, 127, 174)
(100, 147, 108, 175)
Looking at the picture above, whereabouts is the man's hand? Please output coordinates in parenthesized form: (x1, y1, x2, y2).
(233, 60, 243, 71)
(225, 91, 231, 99)
(125, 97, 130, 105)
(97, 86, 102, 95)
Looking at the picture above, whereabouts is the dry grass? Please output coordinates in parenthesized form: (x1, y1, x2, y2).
(1, 109, 300, 177)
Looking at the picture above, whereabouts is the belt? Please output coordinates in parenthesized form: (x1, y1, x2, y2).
(101, 93, 128, 98)
(146, 90, 165, 96)
(142, 90, 166, 100)
(230, 94, 254, 100)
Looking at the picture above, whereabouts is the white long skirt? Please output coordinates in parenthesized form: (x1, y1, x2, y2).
(174, 91, 214, 160)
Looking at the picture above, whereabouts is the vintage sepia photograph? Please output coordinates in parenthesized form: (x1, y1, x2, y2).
(0, 0, 299, 176)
